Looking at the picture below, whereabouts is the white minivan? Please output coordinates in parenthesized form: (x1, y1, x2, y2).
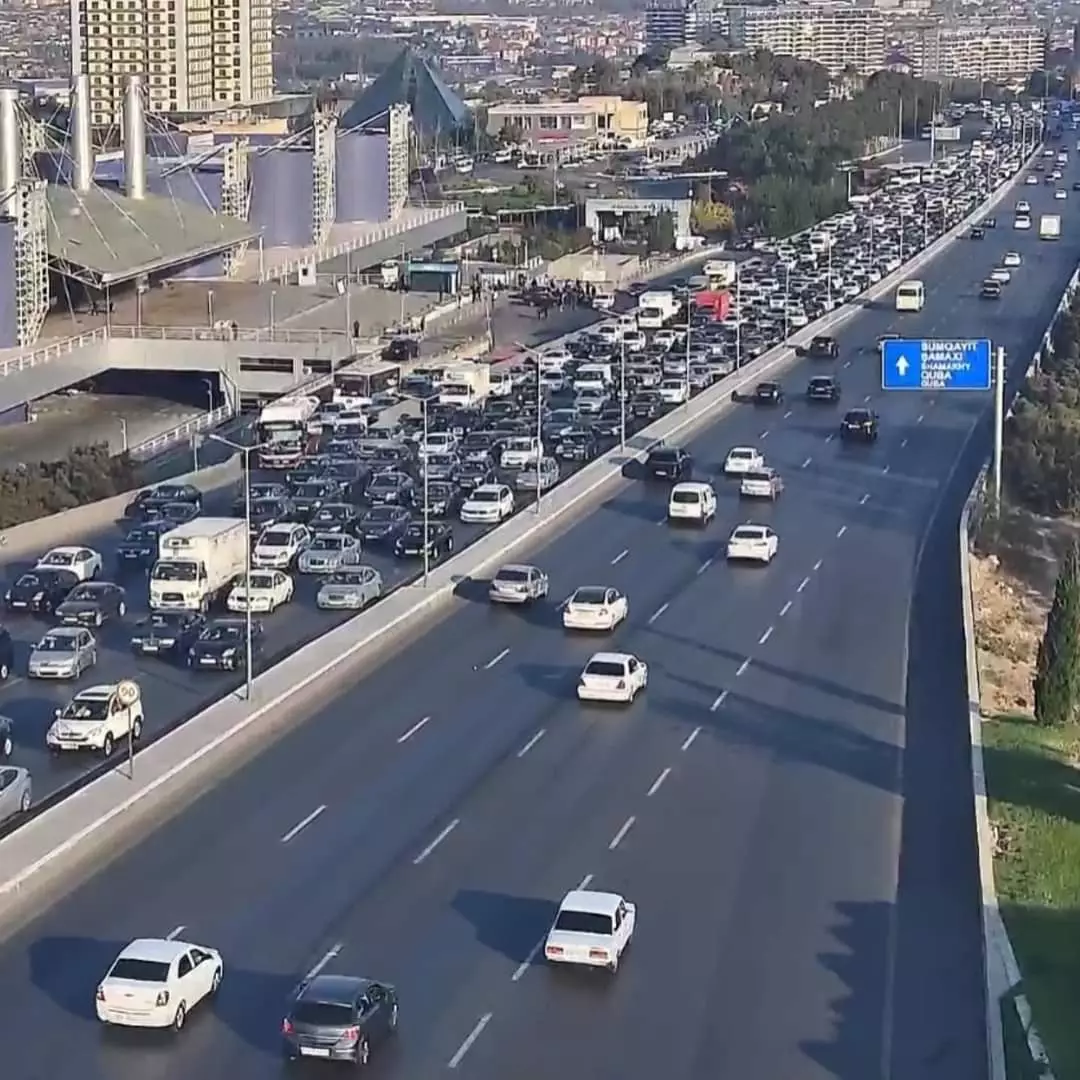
(667, 482, 717, 526)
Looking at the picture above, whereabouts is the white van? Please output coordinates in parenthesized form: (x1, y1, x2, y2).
(574, 363, 613, 391)
(895, 280, 925, 312)
(667, 482, 717, 526)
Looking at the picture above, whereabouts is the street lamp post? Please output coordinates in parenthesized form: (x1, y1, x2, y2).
(826, 242, 833, 310)
(619, 335, 627, 449)
(119, 417, 128, 453)
(683, 293, 692, 404)
(735, 269, 743, 368)
(514, 342, 548, 513)
(421, 396, 431, 585)
(783, 265, 790, 341)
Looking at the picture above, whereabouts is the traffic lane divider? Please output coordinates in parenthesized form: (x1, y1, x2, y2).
(0, 152, 1035, 933)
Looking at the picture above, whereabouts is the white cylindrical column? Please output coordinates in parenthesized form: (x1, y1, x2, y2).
(123, 74, 146, 200)
(0, 88, 21, 217)
(71, 73, 93, 192)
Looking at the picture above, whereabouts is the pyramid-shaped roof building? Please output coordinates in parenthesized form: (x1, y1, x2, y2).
(340, 47, 469, 138)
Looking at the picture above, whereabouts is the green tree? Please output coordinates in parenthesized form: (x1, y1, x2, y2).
(1034, 540, 1080, 726)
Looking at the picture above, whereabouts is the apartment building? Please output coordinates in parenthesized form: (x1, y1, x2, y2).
(914, 21, 1047, 81)
(486, 96, 649, 148)
(645, 0, 698, 51)
(70, 0, 274, 126)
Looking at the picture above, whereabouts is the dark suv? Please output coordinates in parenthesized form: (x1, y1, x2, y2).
(806, 376, 841, 403)
(840, 408, 879, 442)
(796, 335, 839, 360)
(644, 446, 693, 481)
(282, 974, 399, 1065)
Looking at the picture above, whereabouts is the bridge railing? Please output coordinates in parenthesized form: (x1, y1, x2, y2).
(107, 324, 351, 345)
(128, 403, 236, 460)
(0, 327, 110, 378)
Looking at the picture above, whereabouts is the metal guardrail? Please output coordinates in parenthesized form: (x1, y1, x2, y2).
(107, 324, 352, 345)
(128, 403, 235, 460)
(0, 326, 109, 378)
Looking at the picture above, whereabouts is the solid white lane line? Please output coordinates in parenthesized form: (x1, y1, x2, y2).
(836, 525, 847, 539)
(609, 816, 636, 850)
(860, 493, 870, 505)
(517, 729, 545, 758)
(779, 600, 792, 617)
(710, 690, 728, 712)
(801, 457, 812, 469)
(484, 648, 510, 670)
(758, 626, 774, 645)
(281, 805, 327, 844)
(305, 943, 341, 981)
(813, 559, 823, 571)
(797, 576, 811, 593)
(166, 925, 185, 940)
(681, 726, 702, 752)
(736, 658, 751, 676)
(611, 549, 629, 565)
(648, 602, 669, 624)
(697, 557, 713, 575)
(397, 716, 431, 744)
(448, 1014, 493, 1069)
(413, 819, 460, 865)
(647, 767, 672, 797)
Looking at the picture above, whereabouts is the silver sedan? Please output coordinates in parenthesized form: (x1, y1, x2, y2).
(0, 765, 31, 824)
(316, 566, 383, 611)
(297, 533, 364, 575)
(28, 627, 97, 679)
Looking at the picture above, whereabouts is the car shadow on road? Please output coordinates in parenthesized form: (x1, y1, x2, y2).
(516, 662, 572, 699)
(598, 496, 664, 524)
(30, 936, 124, 1021)
(452, 890, 558, 966)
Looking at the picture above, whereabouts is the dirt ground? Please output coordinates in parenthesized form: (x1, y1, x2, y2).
(970, 505, 1080, 716)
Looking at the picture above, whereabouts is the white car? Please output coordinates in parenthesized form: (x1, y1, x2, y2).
(460, 484, 515, 524)
(989, 267, 1011, 283)
(96, 937, 223, 1031)
(726, 523, 778, 564)
(724, 446, 765, 475)
(545, 889, 636, 973)
(593, 291, 615, 311)
(668, 482, 716, 524)
(418, 431, 458, 458)
(740, 468, 784, 500)
(577, 651, 648, 703)
(252, 523, 310, 568)
(1014, 216, 1031, 230)
(226, 570, 293, 613)
(563, 586, 629, 631)
(47, 680, 143, 756)
(1015, 199, 1031, 214)
(1002, 251, 1022, 267)
(658, 379, 689, 405)
(622, 329, 647, 353)
(500, 437, 542, 470)
(1056, 188, 1068, 200)
(35, 546, 102, 581)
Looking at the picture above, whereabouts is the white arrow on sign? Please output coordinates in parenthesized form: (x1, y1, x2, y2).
(895, 355, 910, 377)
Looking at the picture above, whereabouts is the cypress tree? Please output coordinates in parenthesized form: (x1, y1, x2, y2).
(1034, 539, 1080, 726)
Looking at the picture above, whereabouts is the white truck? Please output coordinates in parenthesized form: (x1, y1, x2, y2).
(1039, 214, 1062, 240)
(439, 363, 492, 407)
(703, 258, 737, 288)
(636, 290, 680, 329)
(149, 518, 248, 613)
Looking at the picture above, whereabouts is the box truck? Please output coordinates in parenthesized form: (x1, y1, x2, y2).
(439, 363, 492, 407)
(150, 518, 248, 612)
(703, 258, 737, 288)
(636, 290, 680, 329)
(1039, 214, 1062, 240)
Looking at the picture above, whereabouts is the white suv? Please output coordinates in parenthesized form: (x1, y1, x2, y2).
(252, 523, 311, 569)
(47, 681, 144, 756)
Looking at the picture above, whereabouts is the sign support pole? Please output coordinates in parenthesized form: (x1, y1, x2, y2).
(992, 345, 1005, 515)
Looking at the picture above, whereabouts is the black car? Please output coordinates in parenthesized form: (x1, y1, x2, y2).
(115, 522, 171, 570)
(1073, 180, 1080, 192)
(631, 392, 664, 420)
(0, 626, 12, 682)
(806, 376, 841, 403)
(147, 500, 201, 527)
(969, 226, 985, 239)
(249, 496, 295, 531)
(356, 505, 411, 545)
(796, 335, 839, 360)
(840, 408, 879, 442)
(55, 581, 127, 626)
(394, 521, 454, 560)
(188, 618, 263, 671)
(282, 974, 398, 1065)
(457, 460, 495, 491)
(125, 483, 202, 519)
(555, 430, 597, 462)
(0, 714, 11, 756)
(417, 482, 462, 518)
(753, 382, 784, 405)
(237, 482, 290, 516)
(382, 336, 420, 363)
(645, 446, 692, 481)
(980, 279, 1003, 300)
(983, 216, 997, 228)
(366, 471, 415, 506)
(309, 502, 360, 533)
(130, 611, 206, 658)
(290, 480, 344, 520)
(4, 569, 79, 614)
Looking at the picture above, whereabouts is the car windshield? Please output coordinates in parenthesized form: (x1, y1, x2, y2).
(650, 451, 678, 464)
(294, 483, 329, 498)
(149, 614, 181, 629)
(365, 508, 398, 522)
(15, 573, 42, 587)
(496, 568, 528, 583)
(260, 532, 290, 547)
(253, 498, 281, 514)
(671, 490, 700, 504)
(201, 625, 242, 642)
(733, 528, 765, 541)
(292, 1002, 355, 1026)
(61, 697, 109, 721)
(573, 588, 609, 605)
(109, 958, 170, 983)
(152, 563, 198, 581)
(316, 505, 350, 519)
(744, 472, 772, 483)
(428, 454, 455, 467)
(584, 660, 625, 677)
(472, 490, 499, 502)
(41, 551, 75, 566)
(554, 909, 613, 935)
(246, 574, 275, 589)
(326, 571, 365, 586)
(370, 475, 400, 489)
(38, 634, 76, 652)
(312, 537, 344, 551)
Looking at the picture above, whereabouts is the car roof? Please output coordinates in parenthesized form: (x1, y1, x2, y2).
(43, 626, 83, 639)
(498, 564, 538, 575)
(118, 938, 191, 963)
(559, 889, 623, 916)
(587, 651, 634, 664)
(43, 546, 82, 555)
(298, 974, 373, 1004)
(75, 685, 120, 700)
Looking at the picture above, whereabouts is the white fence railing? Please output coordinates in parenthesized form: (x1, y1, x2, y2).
(128, 403, 235, 460)
(0, 327, 109, 378)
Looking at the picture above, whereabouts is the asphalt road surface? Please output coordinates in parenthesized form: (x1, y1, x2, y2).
(0, 168, 1073, 1080)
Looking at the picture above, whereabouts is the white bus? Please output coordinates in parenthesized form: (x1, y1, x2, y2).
(256, 396, 320, 444)
(895, 280, 925, 312)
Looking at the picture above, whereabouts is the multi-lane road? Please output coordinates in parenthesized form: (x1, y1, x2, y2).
(0, 167, 1074, 1080)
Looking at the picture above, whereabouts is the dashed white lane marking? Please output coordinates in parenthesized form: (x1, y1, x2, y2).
(826, 433, 835, 443)
(697, 557, 713, 576)
(484, 648, 510, 670)
(280, 805, 326, 844)
(656, 515, 668, 525)
(863, 394, 872, 403)
(736, 658, 751, 677)
(397, 716, 431, 744)
(900, 438, 908, 448)
(511, 873, 594, 983)
(843, 359, 852, 368)
(305, 943, 342, 981)
(758, 626, 774, 645)
(797, 576, 811, 593)
(860, 492, 870, 505)
(648, 603, 669, 624)
(578, 873, 594, 889)
(836, 525, 847, 539)
(882, 464, 890, 475)
(517, 729, 545, 758)
(783, 409, 793, 419)
(166, 925, 185, 940)
(448, 1014, 493, 1068)
(647, 768, 672, 797)
(682, 726, 702, 751)
(559, 594, 573, 609)
(611, 549, 629, 565)
(760, 429, 770, 439)
(413, 819, 460, 865)
(779, 600, 792, 617)
(801, 457, 812, 468)
(813, 559, 823, 571)
(710, 690, 728, 712)
(916, 414, 924, 424)
(609, 816, 636, 850)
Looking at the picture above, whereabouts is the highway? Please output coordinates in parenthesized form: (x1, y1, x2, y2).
(0, 166, 1071, 1080)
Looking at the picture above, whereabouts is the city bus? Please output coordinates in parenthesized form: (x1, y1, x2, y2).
(895, 280, 925, 312)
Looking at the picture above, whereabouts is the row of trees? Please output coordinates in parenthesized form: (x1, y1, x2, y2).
(0, 445, 138, 529)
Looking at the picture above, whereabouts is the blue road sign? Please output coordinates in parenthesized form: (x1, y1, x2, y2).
(881, 338, 992, 391)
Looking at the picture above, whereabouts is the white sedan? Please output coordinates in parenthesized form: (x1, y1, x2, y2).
(1056, 188, 1068, 200)
(724, 446, 765, 475)
(1002, 251, 1022, 268)
(227, 570, 294, 613)
(726, 523, 778, 564)
(563, 587, 628, 631)
(96, 937, 223, 1031)
(577, 651, 648, 703)
(35, 546, 102, 581)
(545, 889, 636, 973)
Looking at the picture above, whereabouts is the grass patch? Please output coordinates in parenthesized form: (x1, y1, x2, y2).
(983, 714, 1080, 1079)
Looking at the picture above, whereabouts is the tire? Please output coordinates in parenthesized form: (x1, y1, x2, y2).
(132, 717, 143, 741)
(117, 601, 126, 618)
(172, 1002, 187, 1032)
(607, 953, 619, 974)
(388, 1003, 398, 1032)
(356, 1038, 370, 1066)
(0, 661, 8, 681)
(210, 967, 222, 995)
(1, 735, 10, 757)
(95, 612, 103, 627)
(19, 788, 30, 813)
(102, 732, 114, 757)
